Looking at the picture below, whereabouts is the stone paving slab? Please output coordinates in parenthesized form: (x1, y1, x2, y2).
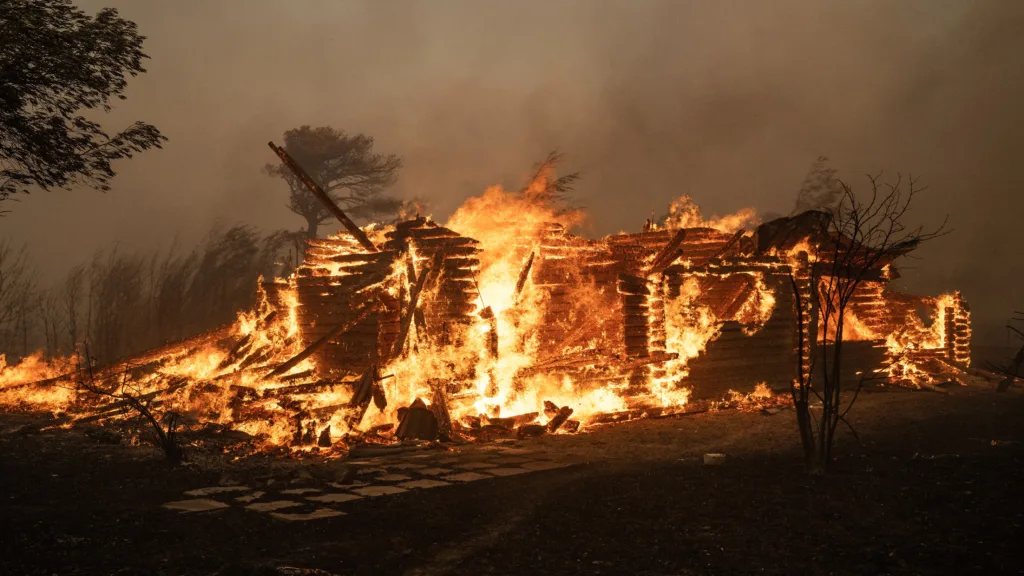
(484, 467, 530, 477)
(236, 491, 265, 503)
(444, 471, 492, 482)
(520, 461, 570, 471)
(352, 485, 408, 497)
(164, 499, 230, 512)
(183, 486, 251, 497)
(307, 492, 362, 503)
(165, 445, 580, 521)
(456, 461, 496, 470)
(418, 467, 452, 476)
(398, 479, 450, 489)
(246, 500, 302, 512)
(270, 509, 345, 521)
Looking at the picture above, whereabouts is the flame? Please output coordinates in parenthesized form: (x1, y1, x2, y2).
(661, 195, 760, 233)
(0, 353, 75, 411)
(879, 293, 967, 387)
(0, 177, 967, 452)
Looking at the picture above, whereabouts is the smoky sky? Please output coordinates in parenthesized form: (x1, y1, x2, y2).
(1, 0, 1022, 343)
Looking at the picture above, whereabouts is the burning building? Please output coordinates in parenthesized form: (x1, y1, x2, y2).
(0, 147, 972, 454)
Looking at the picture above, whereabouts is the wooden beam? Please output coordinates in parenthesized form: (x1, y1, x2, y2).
(647, 229, 687, 275)
(709, 229, 746, 261)
(268, 141, 378, 252)
(391, 252, 442, 357)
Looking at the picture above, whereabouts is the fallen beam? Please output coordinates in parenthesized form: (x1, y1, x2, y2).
(514, 252, 535, 301)
(647, 228, 687, 275)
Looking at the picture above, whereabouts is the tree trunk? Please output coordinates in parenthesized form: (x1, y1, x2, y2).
(305, 216, 319, 240)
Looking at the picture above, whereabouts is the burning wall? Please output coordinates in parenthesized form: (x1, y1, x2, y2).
(0, 188, 971, 453)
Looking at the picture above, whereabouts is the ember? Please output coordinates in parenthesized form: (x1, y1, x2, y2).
(0, 145, 972, 457)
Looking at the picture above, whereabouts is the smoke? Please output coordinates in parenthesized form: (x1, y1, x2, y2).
(1, 0, 1021, 342)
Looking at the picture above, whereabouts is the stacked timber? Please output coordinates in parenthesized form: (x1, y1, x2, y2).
(618, 272, 653, 392)
(294, 235, 400, 377)
(383, 218, 481, 348)
(605, 230, 677, 361)
(792, 252, 814, 384)
(684, 266, 802, 397)
(618, 272, 651, 358)
(845, 281, 912, 338)
(660, 228, 737, 298)
(948, 291, 972, 366)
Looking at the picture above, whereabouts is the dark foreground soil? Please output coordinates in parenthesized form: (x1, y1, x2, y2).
(2, 381, 1023, 576)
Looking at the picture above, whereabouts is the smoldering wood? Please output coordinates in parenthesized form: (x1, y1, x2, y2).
(517, 424, 547, 438)
(429, 379, 455, 440)
(278, 369, 315, 382)
(484, 412, 539, 429)
(546, 405, 574, 432)
(217, 333, 254, 371)
(395, 398, 439, 441)
(344, 366, 378, 429)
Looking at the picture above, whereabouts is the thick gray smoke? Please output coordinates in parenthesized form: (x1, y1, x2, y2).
(1, 0, 1021, 342)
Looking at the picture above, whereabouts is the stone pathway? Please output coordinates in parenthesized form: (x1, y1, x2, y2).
(163, 444, 578, 522)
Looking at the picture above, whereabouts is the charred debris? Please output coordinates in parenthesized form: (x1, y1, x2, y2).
(0, 144, 976, 459)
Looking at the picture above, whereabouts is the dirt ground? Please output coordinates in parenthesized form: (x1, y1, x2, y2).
(2, 378, 1023, 576)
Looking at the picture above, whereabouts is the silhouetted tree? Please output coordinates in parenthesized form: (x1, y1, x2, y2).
(990, 311, 1024, 392)
(265, 125, 403, 238)
(0, 0, 165, 209)
(0, 241, 36, 357)
(788, 173, 947, 473)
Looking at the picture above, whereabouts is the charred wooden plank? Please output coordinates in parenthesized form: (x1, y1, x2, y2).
(546, 405, 574, 432)
(344, 366, 378, 429)
(429, 379, 455, 440)
(484, 412, 539, 429)
(514, 251, 535, 301)
(261, 378, 355, 398)
(517, 423, 547, 438)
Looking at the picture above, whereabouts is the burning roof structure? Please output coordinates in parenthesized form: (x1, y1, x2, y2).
(0, 146, 972, 455)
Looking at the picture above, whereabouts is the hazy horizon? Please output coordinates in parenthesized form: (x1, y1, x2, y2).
(2, 0, 1022, 343)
